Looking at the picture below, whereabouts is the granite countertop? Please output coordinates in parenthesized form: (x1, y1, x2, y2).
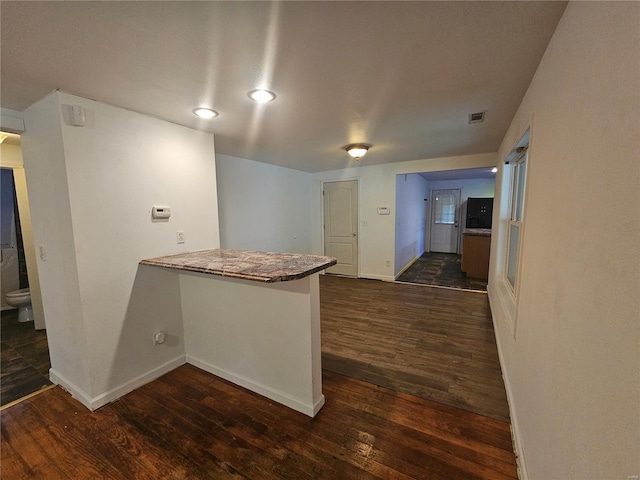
(463, 228, 492, 237)
(140, 249, 337, 283)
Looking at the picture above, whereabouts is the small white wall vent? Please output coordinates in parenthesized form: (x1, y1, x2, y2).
(468, 111, 485, 124)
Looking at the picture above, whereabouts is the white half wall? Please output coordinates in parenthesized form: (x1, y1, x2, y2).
(216, 154, 312, 253)
(394, 173, 429, 276)
(312, 152, 497, 280)
(181, 272, 324, 417)
(488, 3, 640, 479)
(22, 91, 220, 408)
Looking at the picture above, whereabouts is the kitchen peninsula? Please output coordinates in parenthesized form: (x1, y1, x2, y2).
(141, 249, 336, 417)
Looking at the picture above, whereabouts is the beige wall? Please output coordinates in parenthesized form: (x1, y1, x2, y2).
(488, 2, 640, 479)
(312, 152, 498, 280)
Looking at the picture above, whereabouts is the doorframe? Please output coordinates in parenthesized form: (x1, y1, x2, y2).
(0, 118, 46, 331)
(428, 187, 462, 254)
(320, 178, 360, 277)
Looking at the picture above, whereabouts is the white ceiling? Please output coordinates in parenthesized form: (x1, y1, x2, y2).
(420, 167, 495, 182)
(1, 1, 566, 173)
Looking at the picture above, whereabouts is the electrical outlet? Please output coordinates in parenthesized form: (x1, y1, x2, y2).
(153, 331, 166, 345)
(177, 231, 185, 244)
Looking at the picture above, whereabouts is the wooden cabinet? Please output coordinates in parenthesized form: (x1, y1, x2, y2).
(461, 234, 491, 280)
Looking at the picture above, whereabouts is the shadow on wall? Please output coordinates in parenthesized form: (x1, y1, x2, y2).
(103, 265, 185, 406)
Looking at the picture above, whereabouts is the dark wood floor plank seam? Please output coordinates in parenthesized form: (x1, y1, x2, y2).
(319, 395, 517, 474)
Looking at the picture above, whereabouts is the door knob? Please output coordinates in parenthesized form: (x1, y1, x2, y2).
(352, 232, 357, 237)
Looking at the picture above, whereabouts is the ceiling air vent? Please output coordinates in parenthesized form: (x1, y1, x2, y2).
(468, 111, 485, 124)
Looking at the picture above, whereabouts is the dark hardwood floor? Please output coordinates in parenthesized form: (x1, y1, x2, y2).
(320, 275, 508, 422)
(396, 253, 488, 291)
(1, 365, 517, 479)
(1, 309, 51, 407)
(1, 276, 516, 479)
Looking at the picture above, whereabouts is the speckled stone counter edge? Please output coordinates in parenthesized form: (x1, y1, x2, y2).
(463, 228, 492, 237)
(140, 249, 337, 283)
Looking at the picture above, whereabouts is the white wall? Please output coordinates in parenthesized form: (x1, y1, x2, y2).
(22, 91, 220, 408)
(488, 3, 640, 479)
(394, 173, 429, 276)
(216, 154, 312, 254)
(425, 177, 495, 254)
(1, 107, 25, 133)
(312, 152, 497, 280)
(181, 273, 323, 417)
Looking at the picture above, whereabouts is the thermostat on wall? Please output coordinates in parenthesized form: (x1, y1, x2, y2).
(377, 206, 391, 215)
(152, 206, 171, 219)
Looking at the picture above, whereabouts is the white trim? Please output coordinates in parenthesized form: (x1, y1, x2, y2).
(487, 289, 529, 480)
(394, 252, 423, 279)
(489, 278, 517, 336)
(50, 355, 186, 411)
(0, 108, 25, 133)
(360, 273, 395, 282)
(186, 354, 325, 417)
(48, 368, 93, 408)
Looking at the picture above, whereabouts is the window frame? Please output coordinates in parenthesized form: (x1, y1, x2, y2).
(505, 148, 528, 293)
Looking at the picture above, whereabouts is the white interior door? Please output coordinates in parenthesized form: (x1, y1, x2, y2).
(429, 188, 461, 253)
(323, 180, 358, 276)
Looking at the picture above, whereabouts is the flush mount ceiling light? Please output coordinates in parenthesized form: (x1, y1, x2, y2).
(192, 107, 218, 119)
(247, 89, 276, 103)
(0, 133, 7, 144)
(491, 167, 498, 173)
(345, 144, 371, 160)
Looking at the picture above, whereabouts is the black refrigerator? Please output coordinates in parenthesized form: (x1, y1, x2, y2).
(465, 197, 493, 229)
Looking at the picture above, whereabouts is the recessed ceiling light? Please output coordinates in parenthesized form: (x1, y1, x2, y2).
(192, 107, 218, 119)
(248, 89, 276, 103)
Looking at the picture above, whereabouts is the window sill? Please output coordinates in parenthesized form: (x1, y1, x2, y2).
(488, 276, 517, 338)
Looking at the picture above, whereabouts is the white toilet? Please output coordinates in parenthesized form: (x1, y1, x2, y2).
(5, 288, 33, 323)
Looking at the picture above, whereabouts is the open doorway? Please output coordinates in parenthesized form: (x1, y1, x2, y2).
(394, 168, 496, 291)
(1, 132, 51, 407)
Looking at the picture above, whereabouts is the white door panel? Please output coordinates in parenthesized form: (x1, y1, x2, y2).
(324, 181, 358, 276)
(429, 188, 460, 253)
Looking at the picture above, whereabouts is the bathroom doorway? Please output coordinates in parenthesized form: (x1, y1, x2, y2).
(1, 134, 51, 407)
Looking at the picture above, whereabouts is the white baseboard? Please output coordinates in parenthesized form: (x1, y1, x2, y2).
(394, 253, 423, 280)
(487, 286, 528, 480)
(50, 355, 186, 411)
(360, 273, 395, 282)
(49, 369, 94, 409)
(186, 354, 324, 418)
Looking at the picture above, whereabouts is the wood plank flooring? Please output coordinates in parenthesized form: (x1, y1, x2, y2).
(1, 310, 51, 406)
(1, 365, 517, 479)
(1, 276, 516, 479)
(320, 275, 509, 422)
